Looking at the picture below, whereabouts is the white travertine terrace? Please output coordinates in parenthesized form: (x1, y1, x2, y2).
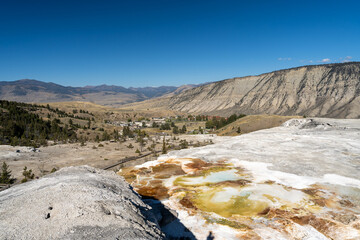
(130, 118, 360, 239)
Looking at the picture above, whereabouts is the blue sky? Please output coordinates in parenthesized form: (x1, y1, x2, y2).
(0, 0, 359, 87)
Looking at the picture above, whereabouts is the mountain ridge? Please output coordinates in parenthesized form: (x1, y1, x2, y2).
(165, 62, 360, 118)
(0, 79, 196, 107)
(1, 62, 359, 118)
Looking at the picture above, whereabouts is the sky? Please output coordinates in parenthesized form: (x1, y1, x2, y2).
(0, 0, 359, 87)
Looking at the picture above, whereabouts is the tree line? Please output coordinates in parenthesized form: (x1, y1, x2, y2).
(0, 100, 77, 147)
(205, 114, 246, 129)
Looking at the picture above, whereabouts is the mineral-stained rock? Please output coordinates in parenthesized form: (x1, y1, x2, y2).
(0, 166, 164, 240)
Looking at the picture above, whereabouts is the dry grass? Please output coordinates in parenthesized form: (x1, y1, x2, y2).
(216, 115, 302, 136)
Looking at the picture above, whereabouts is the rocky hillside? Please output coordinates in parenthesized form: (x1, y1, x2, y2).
(168, 62, 360, 118)
(0, 166, 165, 239)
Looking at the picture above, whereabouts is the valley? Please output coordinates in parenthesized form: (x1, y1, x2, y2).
(1, 62, 359, 240)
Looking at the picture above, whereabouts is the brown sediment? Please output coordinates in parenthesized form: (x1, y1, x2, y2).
(212, 179, 251, 187)
(238, 231, 262, 240)
(329, 211, 358, 225)
(184, 158, 210, 171)
(118, 168, 138, 183)
(122, 173, 137, 183)
(264, 180, 276, 184)
(302, 188, 320, 196)
(151, 163, 185, 176)
(291, 215, 337, 238)
(137, 167, 152, 175)
(136, 185, 169, 200)
(149, 179, 163, 185)
(353, 222, 360, 230)
(258, 207, 271, 216)
(266, 208, 294, 219)
(311, 198, 327, 207)
(119, 166, 154, 183)
(180, 195, 197, 209)
(138, 179, 148, 185)
(338, 199, 356, 208)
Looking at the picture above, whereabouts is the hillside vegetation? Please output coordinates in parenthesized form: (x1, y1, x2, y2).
(215, 115, 302, 136)
(0, 100, 77, 146)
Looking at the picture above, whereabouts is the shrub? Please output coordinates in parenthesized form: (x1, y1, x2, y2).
(22, 166, 35, 183)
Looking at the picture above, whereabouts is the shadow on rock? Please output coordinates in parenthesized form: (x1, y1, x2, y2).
(206, 231, 214, 240)
(143, 198, 197, 240)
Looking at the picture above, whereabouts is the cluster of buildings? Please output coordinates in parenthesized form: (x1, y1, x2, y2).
(107, 117, 168, 130)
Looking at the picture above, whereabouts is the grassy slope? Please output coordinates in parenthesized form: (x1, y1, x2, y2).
(216, 115, 302, 136)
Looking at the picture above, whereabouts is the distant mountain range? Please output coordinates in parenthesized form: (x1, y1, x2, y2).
(1, 62, 359, 118)
(0, 79, 196, 107)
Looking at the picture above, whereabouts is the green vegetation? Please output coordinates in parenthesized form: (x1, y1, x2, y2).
(205, 114, 246, 130)
(162, 136, 167, 154)
(179, 139, 189, 149)
(180, 125, 187, 133)
(0, 100, 77, 146)
(122, 126, 134, 138)
(135, 149, 141, 155)
(0, 162, 14, 184)
(236, 127, 241, 134)
(21, 166, 35, 183)
(159, 123, 171, 130)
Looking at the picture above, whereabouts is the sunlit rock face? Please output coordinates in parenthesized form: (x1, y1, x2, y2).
(119, 118, 360, 239)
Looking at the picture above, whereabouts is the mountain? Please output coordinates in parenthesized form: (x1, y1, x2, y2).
(2, 62, 359, 118)
(0, 80, 192, 107)
(165, 62, 360, 118)
(129, 86, 178, 98)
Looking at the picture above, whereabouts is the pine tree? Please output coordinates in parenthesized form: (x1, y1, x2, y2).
(236, 127, 241, 134)
(0, 162, 13, 184)
(162, 136, 167, 154)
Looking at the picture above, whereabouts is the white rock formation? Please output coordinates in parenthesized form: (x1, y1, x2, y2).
(0, 166, 164, 240)
(129, 118, 360, 239)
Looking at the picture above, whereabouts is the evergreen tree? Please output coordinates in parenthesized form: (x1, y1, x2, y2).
(172, 126, 179, 134)
(180, 125, 187, 133)
(162, 136, 167, 154)
(0, 162, 13, 184)
(236, 127, 241, 134)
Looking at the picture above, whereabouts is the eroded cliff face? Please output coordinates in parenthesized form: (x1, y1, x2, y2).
(168, 63, 360, 118)
(0, 166, 164, 240)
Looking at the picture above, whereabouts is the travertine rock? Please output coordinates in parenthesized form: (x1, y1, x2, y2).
(0, 166, 164, 240)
